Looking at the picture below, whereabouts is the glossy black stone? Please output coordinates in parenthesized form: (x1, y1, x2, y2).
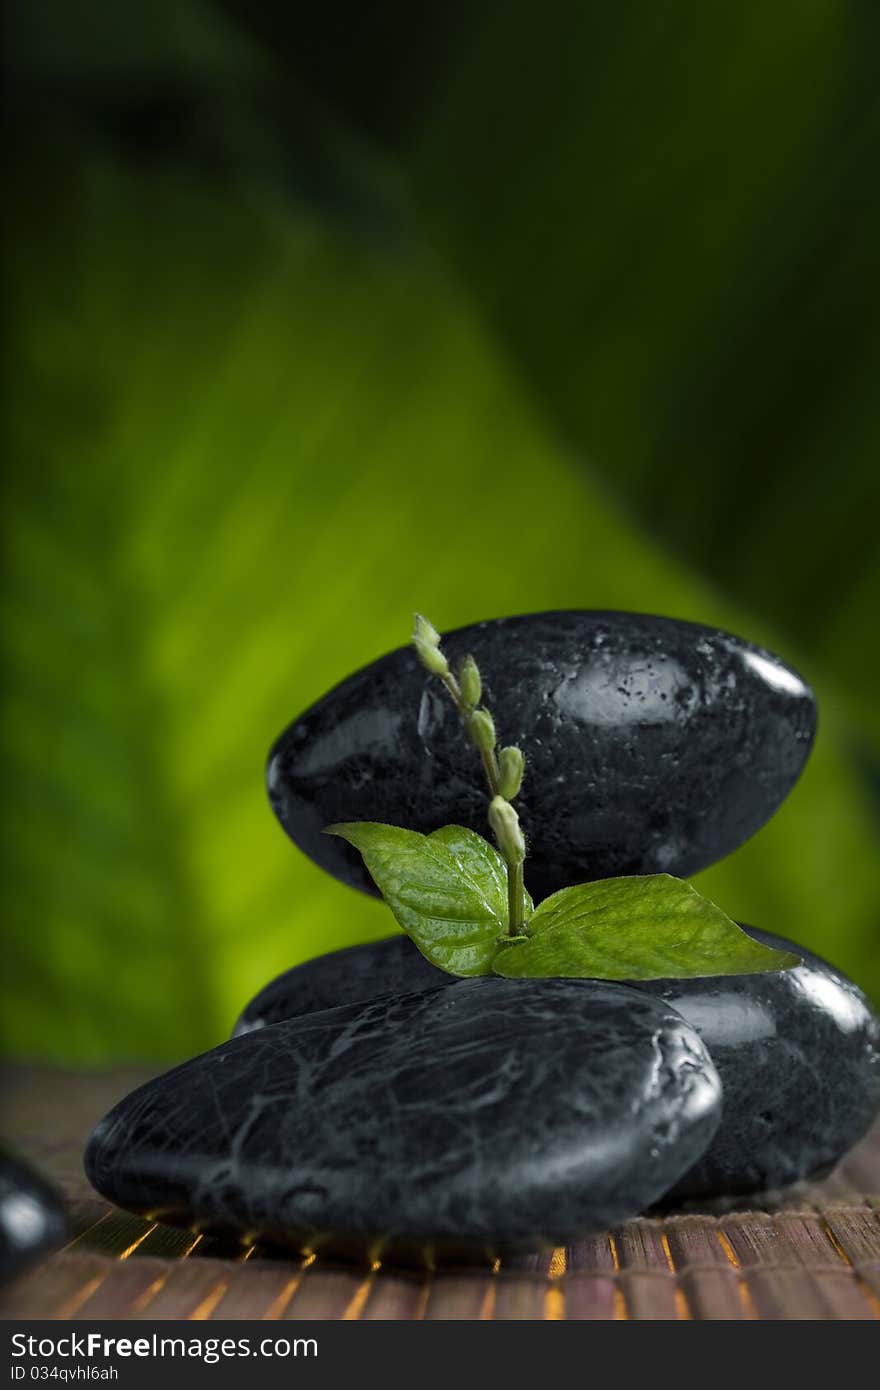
(1, 1149, 67, 1285)
(641, 927, 880, 1202)
(232, 935, 449, 1036)
(233, 927, 880, 1201)
(267, 612, 816, 901)
(86, 979, 721, 1263)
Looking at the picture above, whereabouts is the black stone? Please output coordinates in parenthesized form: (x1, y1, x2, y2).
(1, 1149, 67, 1285)
(233, 927, 880, 1202)
(640, 927, 880, 1202)
(267, 611, 816, 901)
(86, 979, 721, 1263)
(232, 935, 449, 1036)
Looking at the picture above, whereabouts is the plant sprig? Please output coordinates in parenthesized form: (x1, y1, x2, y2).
(325, 614, 801, 982)
(412, 613, 527, 934)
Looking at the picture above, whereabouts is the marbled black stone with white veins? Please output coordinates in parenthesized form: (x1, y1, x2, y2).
(1, 1149, 67, 1285)
(233, 929, 880, 1202)
(86, 979, 721, 1263)
(267, 612, 816, 901)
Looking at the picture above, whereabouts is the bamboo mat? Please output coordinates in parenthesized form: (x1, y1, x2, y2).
(1, 1065, 878, 1321)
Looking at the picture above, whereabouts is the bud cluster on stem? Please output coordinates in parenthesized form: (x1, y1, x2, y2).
(412, 614, 528, 936)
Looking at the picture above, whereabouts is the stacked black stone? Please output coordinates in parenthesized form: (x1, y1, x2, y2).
(85, 612, 880, 1260)
(266, 611, 817, 901)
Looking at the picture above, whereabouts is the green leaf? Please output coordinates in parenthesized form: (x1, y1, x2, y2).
(325, 823, 532, 976)
(494, 875, 800, 981)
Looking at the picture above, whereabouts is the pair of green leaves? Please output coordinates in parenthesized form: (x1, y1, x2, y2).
(327, 823, 800, 980)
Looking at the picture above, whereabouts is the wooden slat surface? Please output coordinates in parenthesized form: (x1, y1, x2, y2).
(1, 1064, 878, 1320)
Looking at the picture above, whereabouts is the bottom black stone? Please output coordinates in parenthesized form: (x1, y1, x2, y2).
(86, 978, 721, 1263)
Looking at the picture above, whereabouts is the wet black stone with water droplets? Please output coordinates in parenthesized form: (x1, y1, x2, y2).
(231, 928, 880, 1202)
(266, 611, 816, 901)
(86, 978, 721, 1263)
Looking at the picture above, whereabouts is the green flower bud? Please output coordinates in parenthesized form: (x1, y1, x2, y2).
(498, 745, 525, 800)
(469, 707, 496, 753)
(488, 796, 526, 863)
(414, 635, 449, 677)
(413, 613, 442, 648)
(458, 655, 482, 710)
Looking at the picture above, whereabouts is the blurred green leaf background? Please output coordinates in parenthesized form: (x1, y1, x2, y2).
(2, 0, 878, 1062)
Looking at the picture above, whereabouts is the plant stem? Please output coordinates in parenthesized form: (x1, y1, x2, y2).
(508, 858, 524, 936)
(445, 676, 517, 932)
(478, 747, 501, 796)
(440, 671, 501, 794)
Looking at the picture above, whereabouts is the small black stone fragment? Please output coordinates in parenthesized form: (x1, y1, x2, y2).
(1, 1148, 67, 1285)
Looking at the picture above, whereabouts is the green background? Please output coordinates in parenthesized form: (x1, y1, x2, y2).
(3, 0, 878, 1062)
